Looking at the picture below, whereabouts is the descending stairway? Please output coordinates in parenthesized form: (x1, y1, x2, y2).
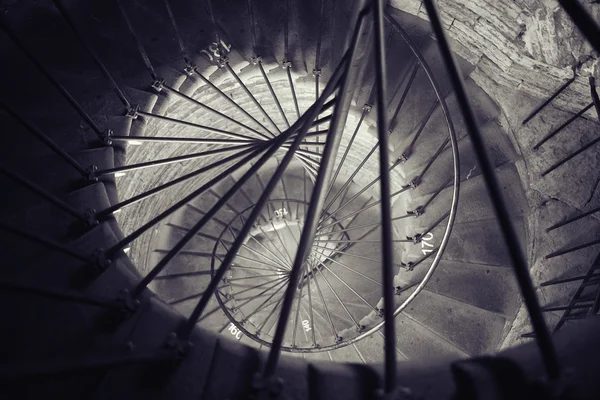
(1, 0, 583, 399)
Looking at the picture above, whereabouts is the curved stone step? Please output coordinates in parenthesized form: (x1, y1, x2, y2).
(402, 289, 507, 355)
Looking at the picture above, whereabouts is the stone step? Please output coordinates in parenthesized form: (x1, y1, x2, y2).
(395, 313, 468, 361)
(407, 163, 527, 233)
(403, 289, 507, 355)
(392, 78, 501, 171)
(402, 120, 519, 200)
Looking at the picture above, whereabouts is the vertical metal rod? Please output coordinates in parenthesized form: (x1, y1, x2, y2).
(1, 103, 87, 176)
(115, 0, 158, 80)
(522, 73, 577, 125)
(262, 10, 368, 379)
(558, 0, 600, 53)
(162, 0, 191, 65)
(0, 167, 88, 223)
(258, 62, 291, 128)
(532, 103, 593, 150)
(224, 64, 282, 134)
(51, 0, 131, 108)
(0, 19, 104, 138)
(423, 0, 561, 382)
(180, 52, 349, 343)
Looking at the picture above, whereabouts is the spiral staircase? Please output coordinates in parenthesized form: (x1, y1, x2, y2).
(1, 0, 600, 398)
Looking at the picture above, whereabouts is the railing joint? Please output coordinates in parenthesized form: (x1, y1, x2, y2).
(126, 104, 140, 119)
(184, 63, 196, 76)
(376, 308, 384, 318)
(83, 208, 99, 227)
(397, 153, 409, 163)
(362, 103, 373, 113)
(165, 332, 193, 359)
(408, 234, 422, 244)
(312, 68, 322, 77)
(100, 129, 113, 146)
(281, 59, 292, 69)
(251, 55, 262, 65)
(402, 261, 415, 271)
(151, 78, 165, 93)
(402, 178, 419, 190)
(394, 286, 402, 295)
(85, 164, 99, 181)
(217, 56, 229, 68)
(407, 206, 424, 217)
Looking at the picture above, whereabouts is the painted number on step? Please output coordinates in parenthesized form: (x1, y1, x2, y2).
(421, 232, 434, 255)
(200, 40, 232, 61)
(302, 320, 312, 332)
(274, 208, 288, 218)
(228, 323, 243, 340)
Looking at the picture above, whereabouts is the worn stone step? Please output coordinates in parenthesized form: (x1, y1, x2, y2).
(403, 289, 507, 355)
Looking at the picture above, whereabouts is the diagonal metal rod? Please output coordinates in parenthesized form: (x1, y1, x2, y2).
(532, 103, 593, 150)
(1, 103, 87, 176)
(136, 108, 259, 142)
(0, 167, 88, 223)
(522, 72, 577, 125)
(0, 18, 103, 138)
(103, 145, 267, 256)
(545, 238, 600, 259)
(312, 244, 404, 270)
(224, 63, 281, 134)
(541, 273, 600, 287)
(0, 222, 93, 263)
(558, 0, 600, 53)
(97, 144, 263, 217)
(309, 248, 383, 285)
(257, 224, 294, 269)
(162, 0, 191, 65)
(423, 0, 560, 382)
(51, 0, 131, 108)
(110, 133, 256, 145)
(323, 105, 369, 202)
(262, 10, 368, 378)
(258, 61, 290, 127)
(541, 133, 600, 176)
(286, 66, 301, 118)
(547, 205, 600, 232)
(315, 213, 412, 238)
(159, 84, 270, 140)
(179, 50, 350, 343)
(389, 61, 420, 132)
(96, 143, 255, 176)
(115, 0, 157, 80)
(401, 100, 439, 159)
(190, 66, 273, 135)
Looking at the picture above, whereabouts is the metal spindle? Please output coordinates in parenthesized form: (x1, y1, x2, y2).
(1, 103, 87, 177)
(51, 0, 131, 109)
(0, 18, 104, 138)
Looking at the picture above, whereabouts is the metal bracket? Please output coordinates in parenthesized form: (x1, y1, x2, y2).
(151, 78, 165, 92)
(85, 164, 98, 181)
(397, 153, 409, 163)
(281, 59, 292, 69)
(117, 288, 141, 313)
(184, 63, 196, 76)
(92, 248, 112, 271)
(335, 335, 343, 344)
(313, 68, 322, 77)
(402, 179, 419, 190)
(100, 129, 113, 146)
(407, 206, 424, 217)
(403, 261, 415, 272)
(83, 208, 99, 227)
(217, 55, 229, 68)
(165, 332, 193, 358)
(362, 103, 373, 113)
(408, 234, 422, 244)
(356, 324, 366, 333)
(395, 286, 403, 295)
(251, 55, 262, 65)
(126, 104, 139, 119)
(376, 308, 384, 318)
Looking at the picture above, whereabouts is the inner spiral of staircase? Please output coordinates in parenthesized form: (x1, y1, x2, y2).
(0, 0, 559, 397)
